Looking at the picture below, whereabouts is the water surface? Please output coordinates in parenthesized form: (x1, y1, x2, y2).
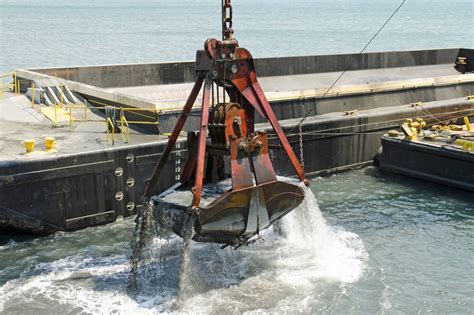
(1, 0, 473, 74)
(0, 168, 472, 314)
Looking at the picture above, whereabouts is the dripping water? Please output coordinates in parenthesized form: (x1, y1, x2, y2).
(126, 181, 368, 314)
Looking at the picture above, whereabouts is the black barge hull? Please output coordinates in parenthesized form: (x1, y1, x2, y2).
(0, 142, 178, 234)
(378, 136, 474, 191)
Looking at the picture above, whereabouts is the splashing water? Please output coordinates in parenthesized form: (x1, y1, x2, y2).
(278, 186, 368, 285)
(0, 183, 367, 314)
(129, 202, 179, 297)
(178, 187, 367, 313)
(129, 203, 153, 292)
(126, 184, 368, 313)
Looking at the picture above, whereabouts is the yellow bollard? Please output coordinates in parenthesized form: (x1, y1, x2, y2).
(411, 121, 421, 133)
(23, 139, 35, 153)
(415, 117, 426, 130)
(455, 139, 474, 152)
(45, 137, 56, 151)
(409, 127, 418, 140)
(464, 117, 472, 132)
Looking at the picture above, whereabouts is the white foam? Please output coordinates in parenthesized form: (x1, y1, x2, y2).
(278, 187, 368, 284)
(0, 255, 159, 314)
(0, 185, 368, 314)
(175, 187, 368, 314)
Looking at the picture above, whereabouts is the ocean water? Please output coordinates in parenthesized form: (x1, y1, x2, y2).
(0, 168, 472, 314)
(0, 0, 473, 74)
(0, 1, 473, 314)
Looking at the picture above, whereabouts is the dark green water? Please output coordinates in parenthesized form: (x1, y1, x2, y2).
(0, 168, 472, 314)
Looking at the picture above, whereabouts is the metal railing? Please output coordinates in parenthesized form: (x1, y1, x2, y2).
(65, 103, 161, 145)
(120, 108, 130, 143)
(0, 71, 20, 98)
(106, 117, 115, 145)
(0, 71, 158, 145)
(1, 72, 173, 145)
(0, 72, 40, 110)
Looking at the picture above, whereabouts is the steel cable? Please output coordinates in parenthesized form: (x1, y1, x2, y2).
(289, 0, 407, 130)
(267, 108, 474, 141)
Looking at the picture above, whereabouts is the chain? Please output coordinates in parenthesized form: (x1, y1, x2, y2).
(297, 109, 313, 171)
(299, 123, 304, 171)
(222, 0, 233, 39)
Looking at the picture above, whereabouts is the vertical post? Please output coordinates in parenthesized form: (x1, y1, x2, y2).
(111, 119, 115, 145)
(106, 118, 109, 142)
(119, 115, 130, 143)
(13, 73, 17, 95)
(31, 82, 35, 108)
(191, 77, 212, 208)
(119, 108, 124, 143)
(105, 118, 115, 145)
(120, 116, 124, 143)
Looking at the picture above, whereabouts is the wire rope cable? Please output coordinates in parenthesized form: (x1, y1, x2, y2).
(294, 1, 407, 164)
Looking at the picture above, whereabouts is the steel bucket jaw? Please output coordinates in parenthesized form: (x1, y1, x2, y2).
(191, 115, 305, 245)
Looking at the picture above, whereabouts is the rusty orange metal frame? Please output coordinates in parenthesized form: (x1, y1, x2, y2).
(144, 37, 308, 204)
